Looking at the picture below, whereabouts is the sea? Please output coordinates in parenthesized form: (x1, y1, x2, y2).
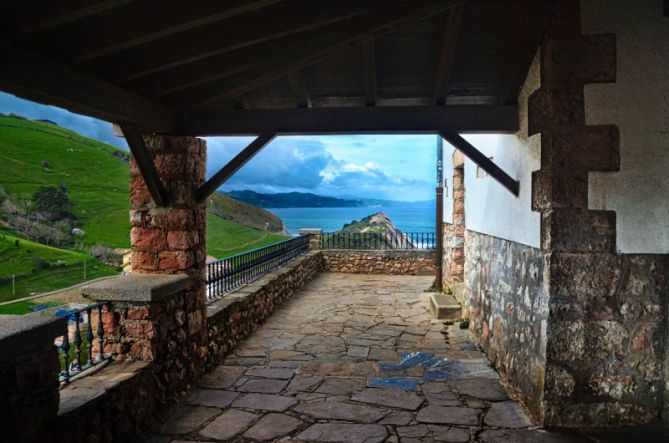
(267, 202, 436, 235)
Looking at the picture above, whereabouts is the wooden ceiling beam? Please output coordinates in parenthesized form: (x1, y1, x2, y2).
(440, 131, 519, 196)
(498, 0, 555, 104)
(92, 0, 370, 83)
(196, 134, 276, 203)
(433, 3, 464, 105)
(121, 124, 170, 207)
(6, 0, 134, 37)
(68, 0, 286, 62)
(287, 73, 312, 109)
(175, 105, 518, 136)
(362, 40, 377, 107)
(0, 42, 172, 133)
(170, 0, 461, 111)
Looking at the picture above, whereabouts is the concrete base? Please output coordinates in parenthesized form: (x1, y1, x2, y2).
(429, 293, 461, 320)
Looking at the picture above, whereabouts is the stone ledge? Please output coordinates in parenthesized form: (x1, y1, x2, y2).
(58, 361, 151, 416)
(0, 312, 66, 358)
(81, 273, 189, 304)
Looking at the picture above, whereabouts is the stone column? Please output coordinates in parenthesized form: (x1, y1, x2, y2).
(449, 151, 465, 282)
(299, 228, 323, 250)
(85, 134, 209, 400)
(527, 0, 644, 427)
(0, 314, 66, 442)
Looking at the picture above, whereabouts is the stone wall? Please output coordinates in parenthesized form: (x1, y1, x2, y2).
(322, 250, 436, 275)
(207, 251, 324, 369)
(526, 0, 669, 426)
(0, 314, 65, 442)
(462, 230, 549, 421)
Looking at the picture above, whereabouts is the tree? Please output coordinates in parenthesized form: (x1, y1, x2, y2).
(33, 185, 71, 221)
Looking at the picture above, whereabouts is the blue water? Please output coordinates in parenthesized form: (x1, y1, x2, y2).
(268, 203, 436, 235)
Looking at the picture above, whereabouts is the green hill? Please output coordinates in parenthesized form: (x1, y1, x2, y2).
(0, 230, 117, 303)
(0, 114, 289, 302)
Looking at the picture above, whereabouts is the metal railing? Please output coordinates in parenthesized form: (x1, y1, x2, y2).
(320, 231, 436, 250)
(206, 235, 310, 302)
(57, 302, 110, 384)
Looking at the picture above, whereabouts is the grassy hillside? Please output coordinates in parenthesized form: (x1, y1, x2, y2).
(0, 230, 117, 302)
(0, 115, 130, 247)
(206, 213, 288, 259)
(207, 192, 286, 234)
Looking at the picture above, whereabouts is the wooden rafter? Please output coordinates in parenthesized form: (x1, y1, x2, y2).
(92, 0, 371, 83)
(7, 0, 134, 37)
(121, 125, 170, 207)
(498, 0, 555, 104)
(0, 42, 172, 132)
(69, 0, 286, 61)
(433, 3, 464, 105)
(362, 40, 377, 107)
(439, 131, 519, 196)
(287, 73, 312, 108)
(171, 0, 460, 111)
(176, 105, 518, 136)
(196, 134, 276, 203)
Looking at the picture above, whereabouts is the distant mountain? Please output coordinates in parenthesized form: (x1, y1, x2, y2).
(226, 190, 430, 208)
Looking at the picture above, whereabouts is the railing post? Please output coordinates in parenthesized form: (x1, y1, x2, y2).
(298, 228, 322, 250)
(0, 313, 66, 442)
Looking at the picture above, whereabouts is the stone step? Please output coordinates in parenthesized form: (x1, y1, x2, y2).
(429, 293, 461, 320)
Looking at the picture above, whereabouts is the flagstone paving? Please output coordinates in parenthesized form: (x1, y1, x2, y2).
(148, 273, 586, 442)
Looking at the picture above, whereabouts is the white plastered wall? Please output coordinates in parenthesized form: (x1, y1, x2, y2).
(584, 0, 669, 254)
(442, 146, 454, 224)
(442, 51, 542, 248)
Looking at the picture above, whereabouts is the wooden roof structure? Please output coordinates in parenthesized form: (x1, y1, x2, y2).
(0, 0, 554, 136)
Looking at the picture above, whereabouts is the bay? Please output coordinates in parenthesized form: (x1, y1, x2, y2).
(268, 202, 436, 235)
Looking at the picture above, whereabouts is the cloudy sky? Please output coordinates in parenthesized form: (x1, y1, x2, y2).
(0, 92, 436, 201)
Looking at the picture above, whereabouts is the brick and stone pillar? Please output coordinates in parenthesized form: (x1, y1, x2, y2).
(84, 134, 209, 406)
(449, 151, 465, 282)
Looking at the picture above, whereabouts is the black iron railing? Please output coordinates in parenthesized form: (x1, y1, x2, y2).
(320, 231, 436, 250)
(206, 235, 310, 302)
(57, 302, 110, 384)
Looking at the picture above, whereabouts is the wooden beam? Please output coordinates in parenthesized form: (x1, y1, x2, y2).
(287, 73, 312, 108)
(120, 125, 170, 207)
(92, 0, 370, 83)
(68, 0, 286, 61)
(170, 0, 460, 111)
(362, 40, 377, 107)
(196, 134, 276, 203)
(0, 42, 173, 132)
(175, 105, 518, 136)
(433, 4, 464, 105)
(7, 0, 134, 37)
(498, 0, 555, 104)
(439, 131, 519, 196)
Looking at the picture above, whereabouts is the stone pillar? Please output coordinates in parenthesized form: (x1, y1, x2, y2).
(299, 228, 322, 250)
(88, 134, 208, 401)
(526, 0, 648, 427)
(449, 151, 465, 282)
(0, 314, 66, 442)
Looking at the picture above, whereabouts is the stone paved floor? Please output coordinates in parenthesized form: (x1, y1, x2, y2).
(148, 273, 586, 442)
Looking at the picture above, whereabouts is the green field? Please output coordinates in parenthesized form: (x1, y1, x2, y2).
(0, 231, 118, 303)
(0, 115, 288, 304)
(206, 213, 289, 258)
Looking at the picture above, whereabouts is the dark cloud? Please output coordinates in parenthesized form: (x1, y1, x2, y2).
(206, 136, 332, 191)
